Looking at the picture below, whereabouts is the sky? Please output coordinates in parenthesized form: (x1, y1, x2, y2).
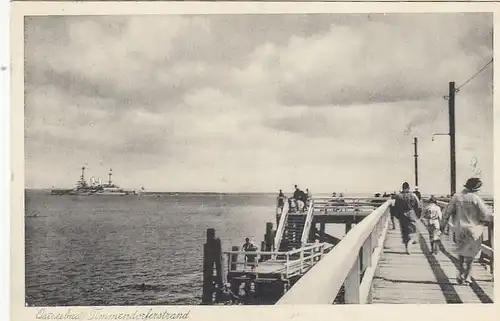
(24, 13, 493, 195)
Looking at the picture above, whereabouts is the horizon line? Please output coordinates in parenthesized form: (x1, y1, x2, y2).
(24, 188, 491, 197)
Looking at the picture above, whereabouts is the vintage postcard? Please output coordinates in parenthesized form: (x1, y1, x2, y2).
(10, 2, 498, 321)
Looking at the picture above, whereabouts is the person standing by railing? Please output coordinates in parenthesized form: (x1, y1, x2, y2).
(440, 177, 493, 286)
(393, 182, 421, 254)
(277, 189, 285, 214)
(242, 238, 258, 269)
(305, 188, 312, 210)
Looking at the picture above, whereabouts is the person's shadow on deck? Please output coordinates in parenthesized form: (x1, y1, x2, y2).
(438, 243, 493, 303)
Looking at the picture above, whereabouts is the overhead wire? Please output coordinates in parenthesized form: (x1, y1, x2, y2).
(454, 58, 493, 94)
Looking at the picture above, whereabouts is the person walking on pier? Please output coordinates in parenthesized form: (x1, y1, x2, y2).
(424, 196, 442, 254)
(393, 182, 421, 254)
(389, 192, 397, 230)
(440, 178, 493, 286)
(414, 187, 422, 201)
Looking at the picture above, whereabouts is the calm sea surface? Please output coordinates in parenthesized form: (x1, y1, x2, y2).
(25, 190, 346, 306)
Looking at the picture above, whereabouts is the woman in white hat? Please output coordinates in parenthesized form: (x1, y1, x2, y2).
(441, 177, 493, 285)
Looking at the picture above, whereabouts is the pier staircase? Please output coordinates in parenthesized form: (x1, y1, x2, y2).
(275, 199, 315, 252)
(280, 214, 307, 251)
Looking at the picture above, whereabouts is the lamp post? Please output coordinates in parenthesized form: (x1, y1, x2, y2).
(413, 137, 419, 188)
(431, 81, 457, 196)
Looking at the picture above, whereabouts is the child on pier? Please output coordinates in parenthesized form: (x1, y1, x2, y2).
(424, 196, 442, 254)
(441, 178, 493, 286)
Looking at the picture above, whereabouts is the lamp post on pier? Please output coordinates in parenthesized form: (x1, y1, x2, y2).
(413, 137, 419, 189)
(432, 81, 457, 197)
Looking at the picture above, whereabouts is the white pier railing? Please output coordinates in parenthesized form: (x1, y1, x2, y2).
(274, 198, 290, 251)
(276, 200, 393, 304)
(223, 242, 332, 279)
(300, 199, 315, 245)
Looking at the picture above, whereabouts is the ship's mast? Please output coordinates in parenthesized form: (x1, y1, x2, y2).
(77, 166, 88, 189)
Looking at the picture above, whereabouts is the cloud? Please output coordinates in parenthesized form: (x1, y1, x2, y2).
(24, 14, 493, 194)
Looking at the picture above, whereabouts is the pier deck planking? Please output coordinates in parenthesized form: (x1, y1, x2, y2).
(372, 219, 493, 304)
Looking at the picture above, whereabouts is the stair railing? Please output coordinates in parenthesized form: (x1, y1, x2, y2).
(273, 197, 290, 255)
(300, 199, 315, 245)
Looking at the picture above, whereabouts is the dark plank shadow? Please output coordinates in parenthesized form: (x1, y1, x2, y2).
(418, 234, 463, 303)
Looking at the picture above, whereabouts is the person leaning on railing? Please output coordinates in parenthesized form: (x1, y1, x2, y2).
(440, 177, 493, 286)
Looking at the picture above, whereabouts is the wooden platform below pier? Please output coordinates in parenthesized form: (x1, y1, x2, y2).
(313, 211, 370, 224)
(229, 260, 290, 275)
(372, 219, 494, 304)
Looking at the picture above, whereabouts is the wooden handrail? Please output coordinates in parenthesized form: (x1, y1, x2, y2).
(225, 243, 332, 277)
(276, 200, 392, 304)
(274, 198, 289, 251)
(312, 197, 391, 200)
(301, 199, 315, 245)
(223, 243, 325, 256)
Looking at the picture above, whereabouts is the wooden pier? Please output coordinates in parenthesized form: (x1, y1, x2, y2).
(372, 219, 493, 303)
(202, 195, 494, 305)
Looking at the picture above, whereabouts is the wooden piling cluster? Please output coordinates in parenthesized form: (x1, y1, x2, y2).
(260, 222, 275, 262)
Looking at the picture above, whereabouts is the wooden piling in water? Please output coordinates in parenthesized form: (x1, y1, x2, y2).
(320, 222, 326, 242)
(264, 222, 274, 256)
(202, 228, 223, 305)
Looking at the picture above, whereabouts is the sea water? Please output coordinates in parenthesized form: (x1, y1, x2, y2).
(25, 190, 346, 306)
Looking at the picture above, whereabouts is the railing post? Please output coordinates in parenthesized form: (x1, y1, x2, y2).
(363, 235, 372, 270)
(488, 223, 494, 248)
(344, 257, 361, 304)
(300, 248, 304, 273)
(488, 222, 494, 274)
(286, 253, 290, 277)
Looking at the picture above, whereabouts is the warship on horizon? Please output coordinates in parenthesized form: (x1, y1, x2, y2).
(50, 166, 143, 196)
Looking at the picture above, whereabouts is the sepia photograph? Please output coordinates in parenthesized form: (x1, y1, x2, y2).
(20, 10, 493, 310)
